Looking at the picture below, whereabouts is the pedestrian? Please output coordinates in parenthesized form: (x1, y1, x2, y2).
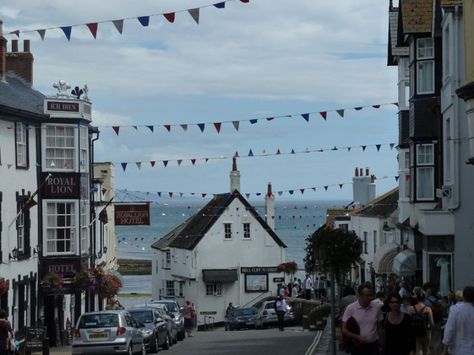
(399, 281, 409, 299)
(183, 300, 196, 337)
(341, 284, 383, 355)
(225, 302, 235, 318)
(441, 286, 474, 355)
(275, 295, 289, 331)
(382, 293, 416, 355)
(291, 283, 299, 298)
(408, 288, 434, 355)
(0, 309, 12, 355)
(304, 274, 313, 300)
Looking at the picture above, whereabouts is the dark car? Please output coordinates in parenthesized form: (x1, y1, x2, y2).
(224, 307, 258, 331)
(128, 308, 170, 353)
(132, 304, 178, 346)
(149, 300, 185, 340)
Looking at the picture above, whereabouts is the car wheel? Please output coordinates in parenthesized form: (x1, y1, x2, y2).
(163, 334, 171, 350)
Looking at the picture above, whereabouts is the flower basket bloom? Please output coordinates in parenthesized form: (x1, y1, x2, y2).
(41, 273, 64, 288)
(0, 278, 9, 294)
(277, 261, 298, 274)
(73, 268, 90, 291)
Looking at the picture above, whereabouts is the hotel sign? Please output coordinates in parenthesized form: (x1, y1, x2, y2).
(46, 101, 79, 112)
(241, 266, 279, 274)
(41, 173, 81, 199)
(114, 203, 150, 226)
(44, 98, 92, 121)
(40, 258, 81, 280)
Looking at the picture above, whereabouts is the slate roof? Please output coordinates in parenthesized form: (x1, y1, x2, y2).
(0, 74, 45, 117)
(353, 188, 399, 218)
(388, 7, 409, 65)
(151, 191, 286, 251)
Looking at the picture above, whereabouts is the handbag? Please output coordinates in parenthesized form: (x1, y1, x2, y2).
(340, 316, 361, 353)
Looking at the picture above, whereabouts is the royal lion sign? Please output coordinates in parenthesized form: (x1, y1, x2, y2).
(114, 203, 150, 226)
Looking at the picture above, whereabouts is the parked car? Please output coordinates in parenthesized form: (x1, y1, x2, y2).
(149, 299, 185, 340)
(254, 300, 295, 329)
(224, 307, 257, 331)
(72, 310, 145, 355)
(128, 308, 170, 353)
(132, 303, 178, 346)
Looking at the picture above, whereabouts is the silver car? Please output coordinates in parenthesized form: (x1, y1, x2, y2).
(72, 310, 145, 355)
(149, 299, 185, 340)
(254, 300, 295, 329)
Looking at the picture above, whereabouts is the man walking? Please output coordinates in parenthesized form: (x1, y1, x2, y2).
(342, 284, 383, 355)
(0, 310, 12, 355)
(275, 295, 289, 331)
(304, 274, 313, 300)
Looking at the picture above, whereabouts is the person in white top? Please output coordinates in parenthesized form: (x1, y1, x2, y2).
(304, 275, 313, 300)
(442, 286, 474, 355)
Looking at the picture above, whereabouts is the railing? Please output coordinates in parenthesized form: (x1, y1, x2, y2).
(241, 291, 273, 308)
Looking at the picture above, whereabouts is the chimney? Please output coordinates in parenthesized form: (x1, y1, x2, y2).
(0, 20, 7, 82)
(355, 167, 359, 177)
(352, 167, 376, 207)
(229, 157, 240, 193)
(265, 182, 275, 231)
(6, 39, 34, 86)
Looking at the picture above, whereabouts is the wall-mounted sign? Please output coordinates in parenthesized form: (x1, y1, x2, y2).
(115, 203, 150, 225)
(41, 173, 80, 199)
(200, 311, 217, 315)
(241, 266, 278, 274)
(44, 98, 92, 121)
(46, 101, 79, 113)
(245, 274, 268, 293)
(273, 277, 285, 283)
(40, 258, 81, 280)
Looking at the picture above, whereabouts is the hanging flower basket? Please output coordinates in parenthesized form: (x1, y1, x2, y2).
(277, 261, 298, 275)
(41, 273, 64, 288)
(0, 278, 9, 295)
(73, 267, 122, 298)
(72, 268, 90, 291)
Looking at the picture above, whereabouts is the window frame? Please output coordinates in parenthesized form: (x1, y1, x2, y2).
(243, 223, 251, 239)
(415, 143, 435, 201)
(166, 280, 175, 297)
(79, 126, 89, 173)
(205, 283, 223, 296)
(43, 124, 77, 172)
(15, 122, 29, 169)
(224, 223, 232, 239)
(43, 200, 78, 256)
(416, 37, 435, 95)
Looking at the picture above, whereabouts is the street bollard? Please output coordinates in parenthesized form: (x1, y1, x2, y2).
(42, 337, 50, 355)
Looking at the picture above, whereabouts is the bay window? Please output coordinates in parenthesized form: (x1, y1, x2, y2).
(45, 201, 77, 255)
(44, 125, 76, 171)
(80, 201, 89, 255)
(79, 126, 88, 172)
(416, 38, 434, 94)
(416, 144, 435, 200)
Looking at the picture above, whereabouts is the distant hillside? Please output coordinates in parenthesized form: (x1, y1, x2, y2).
(118, 259, 151, 275)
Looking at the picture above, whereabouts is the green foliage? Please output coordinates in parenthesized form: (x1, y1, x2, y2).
(305, 226, 362, 278)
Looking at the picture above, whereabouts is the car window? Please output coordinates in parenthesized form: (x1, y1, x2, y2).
(79, 314, 119, 329)
(124, 314, 134, 327)
(129, 310, 154, 324)
(265, 303, 274, 309)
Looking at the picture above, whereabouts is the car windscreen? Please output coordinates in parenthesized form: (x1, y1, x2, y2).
(79, 314, 119, 329)
(234, 308, 256, 316)
(156, 302, 178, 312)
(129, 310, 154, 324)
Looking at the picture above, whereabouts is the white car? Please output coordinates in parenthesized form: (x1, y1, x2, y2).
(254, 300, 295, 329)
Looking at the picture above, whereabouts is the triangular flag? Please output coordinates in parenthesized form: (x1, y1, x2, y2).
(214, 122, 222, 133)
(339, 184, 343, 189)
(136, 162, 142, 170)
(246, 193, 251, 198)
(278, 191, 283, 196)
(191, 159, 196, 165)
(276, 149, 281, 155)
(320, 112, 327, 120)
(289, 190, 294, 195)
(234, 151, 239, 158)
(112, 20, 124, 34)
(390, 143, 395, 150)
(112, 126, 120, 135)
(7, 164, 12, 169)
(347, 146, 352, 152)
(291, 149, 295, 154)
(248, 149, 254, 157)
(101, 188, 107, 195)
(169, 192, 173, 198)
(177, 160, 182, 166)
(393, 102, 399, 107)
(61, 26, 72, 41)
(198, 123, 205, 132)
(336, 109, 344, 118)
(164, 13, 175, 23)
(324, 186, 328, 191)
(9, 30, 20, 37)
(138, 16, 150, 27)
(256, 193, 261, 196)
(132, 126, 138, 130)
(121, 163, 127, 172)
(86, 23, 98, 39)
(241, 0, 250, 2)
(232, 121, 240, 131)
(301, 113, 309, 122)
(180, 193, 184, 197)
(205, 158, 209, 162)
(214, 2, 226, 8)
(376, 144, 381, 151)
(180, 124, 188, 131)
(157, 192, 162, 197)
(354, 107, 363, 111)
(202, 193, 207, 198)
(163, 160, 168, 167)
(372, 104, 381, 109)
(266, 117, 274, 121)
(300, 189, 305, 195)
(188, 8, 200, 24)
(150, 161, 156, 167)
(312, 188, 316, 192)
(147, 125, 154, 132)
(164, 125, 171, 132)
(249, 119, 258, 124)
(37, 29, 46, 40)
(332, 146, 338, 151)
(395, 176, 400, 182)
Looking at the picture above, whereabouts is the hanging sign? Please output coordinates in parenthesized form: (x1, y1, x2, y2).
(115, 203, 150, 225)
(41, 173, 80, 198)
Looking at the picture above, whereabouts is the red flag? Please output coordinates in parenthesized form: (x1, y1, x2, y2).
(320, 112, 327, 120)
(86, 23, 98, 38)
(9, 30, 20, 37)
(164, 13, 175, 23)
(112, 126, 120, 135)
(214, 122, 222, 133)
(101, 188, 107, 195)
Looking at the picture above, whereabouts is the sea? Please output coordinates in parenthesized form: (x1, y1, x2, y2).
(116, 199, 348, 295)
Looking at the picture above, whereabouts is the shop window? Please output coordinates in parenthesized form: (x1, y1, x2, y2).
(428, 254, 452, 297)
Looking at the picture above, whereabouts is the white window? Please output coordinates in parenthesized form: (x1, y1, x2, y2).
(17, 206, 25, 253)
(206, 283, 223, 296)
(166, 280, 175, 297)
(45, 201, 76, 255)
(417, 167, 435, 200)
(243, 223, 250, 239)
(417, 144, 434, 165)
(44, 125, 76, 171)
(178, 282, 184, 297)
(15, 122, 28, 168)
(416, 38, 435, 94)
(164, 250, 171, 268)
(404, 151, 411, 170)
(80, 201, 89, 254)
(224, 223, 232, 239)
(79, 126, 88, 172)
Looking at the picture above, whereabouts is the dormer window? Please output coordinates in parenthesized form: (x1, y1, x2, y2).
(416, 38, 435, 94)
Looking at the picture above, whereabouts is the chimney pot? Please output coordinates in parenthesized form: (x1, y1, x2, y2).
(267, 182, 273, 196)
(23, 40, 30, 53)
(366, 168, 369, 176)
(359, 168, 363, 176)
(0, 20, 3, 36)
(11, 39, 18, 52)
(355, 167, 359, 177)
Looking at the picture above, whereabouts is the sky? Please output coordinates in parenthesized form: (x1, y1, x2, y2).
(1, 0, 399, 202)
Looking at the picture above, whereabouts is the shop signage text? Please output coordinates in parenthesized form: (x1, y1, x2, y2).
(42, 173, 80, 199)
(115, 204, 150, 225)
(241, 266, 278, 274)
(47, 101, 79, 112)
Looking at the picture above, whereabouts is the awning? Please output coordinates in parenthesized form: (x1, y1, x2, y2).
(392, 249, 416, 276)
(373, 243, 399, 274)
(202, 269, 238, 283)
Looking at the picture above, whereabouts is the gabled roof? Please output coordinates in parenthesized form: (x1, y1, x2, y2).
(0, 74, 46, 117)
(353, 188, 399, 218)
(151, 191, 286, 251)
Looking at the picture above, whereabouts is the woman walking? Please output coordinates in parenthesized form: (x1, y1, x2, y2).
(383, 293, 416, 355)
(183, 300, 196, 337)
(408, 289, 434, 355)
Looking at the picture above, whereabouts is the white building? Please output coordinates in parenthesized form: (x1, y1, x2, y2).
(151, 159, 286, 327)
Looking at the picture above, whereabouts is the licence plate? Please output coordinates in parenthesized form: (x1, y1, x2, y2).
(90, 332, 108, 339)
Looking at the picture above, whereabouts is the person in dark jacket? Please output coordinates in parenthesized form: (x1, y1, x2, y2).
(383, 293, 416, 355)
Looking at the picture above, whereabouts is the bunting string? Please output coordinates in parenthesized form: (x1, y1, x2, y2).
(6, 0, 251, 41)
(116, 142, 396, 172)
